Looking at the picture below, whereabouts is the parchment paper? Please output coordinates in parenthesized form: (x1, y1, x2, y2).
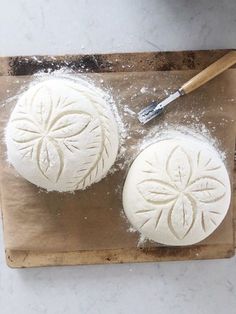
(0, 70, 235, 252)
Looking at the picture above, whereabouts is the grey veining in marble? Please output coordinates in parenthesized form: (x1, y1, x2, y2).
(0, 0, 235, 56)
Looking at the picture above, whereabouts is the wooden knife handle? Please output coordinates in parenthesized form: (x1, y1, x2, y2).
(180, 51, 236, 94)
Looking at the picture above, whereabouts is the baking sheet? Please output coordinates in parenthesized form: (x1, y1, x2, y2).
(0, 69, 235, 253)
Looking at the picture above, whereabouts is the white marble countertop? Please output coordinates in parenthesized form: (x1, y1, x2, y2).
(0, 1, 236, 313)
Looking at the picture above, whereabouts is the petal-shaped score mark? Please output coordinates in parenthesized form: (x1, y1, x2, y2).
(37, 138, 63, 183)
(30, 86, 54, 127)
(137, 179, 178, 204)
(188, 177, 226, 203)
(201, 210, 221, 233)
(197, 151, 221, 172)
(168, 194, 194, 239)
(49, 111, 91, 139)
(166, 146, 191, 190)
(11, 118, 41, 143)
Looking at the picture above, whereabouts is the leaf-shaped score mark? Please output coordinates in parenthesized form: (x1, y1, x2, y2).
(37, 138, 63, 183)
(166, 146, 191, 190)
(30, 86, 54, 127)
(169, 194, 194, 239)
(137, 179, 178, 204)
(11, 118, 41, 143)
(197, 151, 221, 172)
(49, 111, 91, 139)
(187, 177, 226, 203)
(38, 111, 91, 181)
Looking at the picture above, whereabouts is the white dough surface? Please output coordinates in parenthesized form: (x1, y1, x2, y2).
(5, 79, 119, 192)
(123, 136, 231, 246)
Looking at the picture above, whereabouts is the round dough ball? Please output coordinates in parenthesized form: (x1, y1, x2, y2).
(6, 79, 119, 192)
(123, 136, 231, 246)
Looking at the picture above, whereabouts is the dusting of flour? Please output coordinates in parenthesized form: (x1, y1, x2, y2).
(1, 60, 233, 247)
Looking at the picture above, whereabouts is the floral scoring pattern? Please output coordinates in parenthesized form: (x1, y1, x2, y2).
(6, 80, 119, 192)
(10, 86, 92, 183)
(137, 145, 226, 239)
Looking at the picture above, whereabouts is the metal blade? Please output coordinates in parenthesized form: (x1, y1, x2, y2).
(138, 102, 164, 124)
(138, 90, 181, 124)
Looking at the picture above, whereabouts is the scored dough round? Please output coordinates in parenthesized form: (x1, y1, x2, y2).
(123, 136, 231, 246)
(6, 78, 119, 192)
